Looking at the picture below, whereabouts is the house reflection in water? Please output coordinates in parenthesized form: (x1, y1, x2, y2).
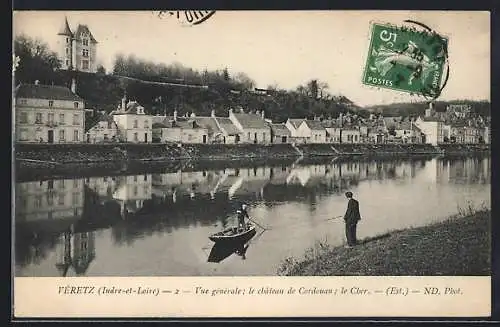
(15, 178, 84, 225)
(55, 225, 96, 277)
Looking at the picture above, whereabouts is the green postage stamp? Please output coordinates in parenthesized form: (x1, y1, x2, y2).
(362, 22, 449, 98)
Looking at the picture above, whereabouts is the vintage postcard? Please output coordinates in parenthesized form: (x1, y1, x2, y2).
(12, 10, 491, 318)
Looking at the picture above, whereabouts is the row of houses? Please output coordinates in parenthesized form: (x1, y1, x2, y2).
(14, 82, 490, 146)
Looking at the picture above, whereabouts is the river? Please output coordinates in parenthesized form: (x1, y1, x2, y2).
(14, 154, 491, 276)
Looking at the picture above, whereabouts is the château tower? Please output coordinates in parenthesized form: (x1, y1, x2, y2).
(56, 16, 98, 73)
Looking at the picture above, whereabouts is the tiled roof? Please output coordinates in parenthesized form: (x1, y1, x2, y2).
(74, 24, 98, 43)
(15, 84, 84, 102)
(287, 119, 305, 129)
(232, 113, 269, 129)
(421, 116, 442, 122)
(321, 119, 339, 128)
(303, 120, 326, 131)
(85, 114, 117, 132)
(270, 123, 291, 136)
(215, 117, 240, 135)
(193, 117, 221, 134)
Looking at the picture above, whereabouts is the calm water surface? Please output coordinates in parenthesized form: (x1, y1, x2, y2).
(14, 155, 491, 276)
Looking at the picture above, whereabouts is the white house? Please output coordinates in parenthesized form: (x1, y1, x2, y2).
(415, 116, 444, 145)
(15, 80, 85, 143)
(111, 95, 152, 143)
(152, 113, 209, 144)
(85, 113, 119, 143)
(229, 109, 270, 144)
(285, 118, 326, 143)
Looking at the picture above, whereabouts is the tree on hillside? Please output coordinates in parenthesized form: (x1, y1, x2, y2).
(14, 34, 61, 85)
(234, 72, 255, 91)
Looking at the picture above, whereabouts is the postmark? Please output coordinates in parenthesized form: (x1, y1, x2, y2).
(362, 20, 449, 99)
(156, 10, 216, 26)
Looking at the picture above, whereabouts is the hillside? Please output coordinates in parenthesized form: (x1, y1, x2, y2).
(367, 100, 491, 118)
(14, 34, 359, 124)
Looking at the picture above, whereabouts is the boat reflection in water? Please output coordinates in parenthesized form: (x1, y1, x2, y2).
(208, 228, 258, 263)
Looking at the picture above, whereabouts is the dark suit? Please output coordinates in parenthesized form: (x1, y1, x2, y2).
(237, 209, 249, 229)
(344, 198, 361, 246)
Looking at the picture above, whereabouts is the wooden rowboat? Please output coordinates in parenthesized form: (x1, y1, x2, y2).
(208, 223, 256, 243)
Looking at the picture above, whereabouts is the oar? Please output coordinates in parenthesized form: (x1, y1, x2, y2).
(248, 216, 271, 231)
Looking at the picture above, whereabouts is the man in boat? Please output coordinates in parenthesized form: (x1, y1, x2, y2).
(343, 191, 361, 248)
(237, 203, 250, 231)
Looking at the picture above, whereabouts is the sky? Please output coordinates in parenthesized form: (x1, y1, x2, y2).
(12, 10, 490, 107)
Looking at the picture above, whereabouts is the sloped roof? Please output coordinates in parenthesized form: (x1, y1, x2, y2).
(215, 117, 240, 135)
(303, 120, 326, 131)
(15, 83, 83, 102)
(232, 113, 269, 129)
(270, 123, 291, 136)
(85, 114, 117, 132)
(112, 101, 146, 115)
(397, 121, 412, 130)
(57, 17, 73, 37)
(287, 119, 305, 129)
(193, 117, 221, 134)
(321, 119, 340, 128)
(74, 24, 98, 43)
(421, 116, 442, 122)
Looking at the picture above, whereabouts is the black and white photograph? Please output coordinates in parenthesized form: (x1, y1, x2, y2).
(12, 10, 491, 317)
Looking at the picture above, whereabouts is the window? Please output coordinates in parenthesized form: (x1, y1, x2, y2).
(73, 114, 80, 125)
(82, 60, 89, 70)
(134, 133, 138, 141)
(144, 120, 149, 128)
(58, 194, 65, 205)
(65, 47, 70, 55)
(19, 99, 27, 105)
(48, 113, 54, 123)
(19, 112, 28, 124)
(82, 49, 89, 57)
(144, 174, 148, 181)
(133, 120, 138, 128)
(66, 37, 70, 43)
(133, 175, 138, 182)
(82, 39, 89, 46)
(74, 102, 79, 109)
(262, 132, 266, 141)
(133, 186, 138, 196)
(107, 121, 112, 129)
(65, 60, 70, 67)
(103, 134, 109, 141)
(19, 128, 28, 141)
(35, 113, 42, 124)
(60, 179, 65, 189)
(48, 100, 54, 108)
(59, 129, 65, 141)
(72, 192, 79, 205)
(35, 196, 42, 208)
(73, 130, 79, 141)
(247, 132, 251, 140)
(59, 113, 65, 125)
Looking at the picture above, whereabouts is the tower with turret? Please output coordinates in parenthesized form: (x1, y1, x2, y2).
(56, 16, 98, 73)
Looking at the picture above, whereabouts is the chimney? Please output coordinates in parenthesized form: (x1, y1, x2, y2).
(261, 110, 265, 120)
(34, 80, 40, 85)
(70, 77, 77, 93)
(173, 110, 178, 121)
(211, 109, 216, 118)
(121, 91, 127, 111)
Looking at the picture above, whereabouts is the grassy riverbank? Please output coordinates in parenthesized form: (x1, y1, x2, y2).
(278, 207, 491, 276)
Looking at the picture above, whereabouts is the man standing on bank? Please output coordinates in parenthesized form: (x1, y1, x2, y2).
(343, 192, 361, 248)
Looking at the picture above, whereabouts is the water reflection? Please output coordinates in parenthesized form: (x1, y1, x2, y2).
(15, 155, 490, 276)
